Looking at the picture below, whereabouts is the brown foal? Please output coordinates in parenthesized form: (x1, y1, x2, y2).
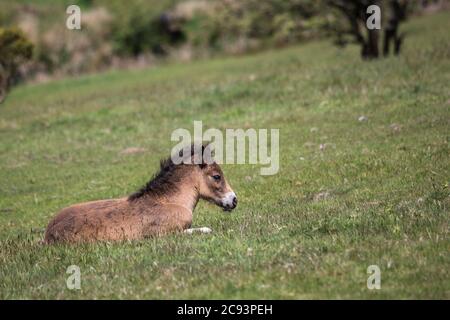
(44, 145, 237, 243)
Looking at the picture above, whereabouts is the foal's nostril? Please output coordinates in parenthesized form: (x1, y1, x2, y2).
(232, 197, 237, 207)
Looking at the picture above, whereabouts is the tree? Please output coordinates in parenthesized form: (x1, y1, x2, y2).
(383, 0, 408, 56)
(326, 0, 410, 59)
(0, 28, 33, 103)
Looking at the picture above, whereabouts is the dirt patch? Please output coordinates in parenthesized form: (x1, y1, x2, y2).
(313, 191, 332, 202)
(119, 147, 147, 155)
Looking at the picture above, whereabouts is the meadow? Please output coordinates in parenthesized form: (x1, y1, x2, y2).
(0, 12, 449, 299)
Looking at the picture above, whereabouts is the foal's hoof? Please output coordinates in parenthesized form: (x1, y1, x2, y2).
(184, 227, 212, 234)
(198, 227, 212, 234)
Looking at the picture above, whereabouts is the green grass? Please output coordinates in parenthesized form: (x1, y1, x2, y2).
(0, 12, 449, 299)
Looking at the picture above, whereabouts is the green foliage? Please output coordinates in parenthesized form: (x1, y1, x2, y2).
(0, 27, 33, 102)
(99, 0, 185, 55)
(0, 28, 33, 67)
(99, 0, 331, 55)
(187, 0, 330, 51)
(0, 0, 436, 79)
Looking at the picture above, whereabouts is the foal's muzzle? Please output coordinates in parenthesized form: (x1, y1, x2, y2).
(222, 192, 237, 212)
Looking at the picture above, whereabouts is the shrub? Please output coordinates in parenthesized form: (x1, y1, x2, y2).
(0, 27, 33, 103)
(182, 0, 330, 54)
(101, 0, 186, 56)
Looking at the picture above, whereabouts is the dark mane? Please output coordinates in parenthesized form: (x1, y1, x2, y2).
(128, 157, 181, 201)
(128, 144, 208, 201)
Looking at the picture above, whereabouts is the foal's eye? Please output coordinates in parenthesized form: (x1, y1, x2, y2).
(212, 175, 221, 181)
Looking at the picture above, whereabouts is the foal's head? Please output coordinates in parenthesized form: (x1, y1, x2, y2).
(180, 144, 237, 212)
(129, 144, 237, 212)
(196, 161, 237, 212)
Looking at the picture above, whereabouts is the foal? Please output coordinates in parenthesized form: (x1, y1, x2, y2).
(44, 146, 237, 243)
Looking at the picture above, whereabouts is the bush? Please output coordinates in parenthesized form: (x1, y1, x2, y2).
(0, 27, 33, 103)
(101, 0, 186, 56)
(181, 0, 330, 54)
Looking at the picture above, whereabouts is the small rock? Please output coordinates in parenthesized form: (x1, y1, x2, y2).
(389, 123, 402, 132)
(245, 175, 252, 181)
(319, 143, 335, 151)
(310, 127, 319, 133)
(358, 115, 368, 122)
(284, 262, 295, 268)
(283, 262, 296, 273)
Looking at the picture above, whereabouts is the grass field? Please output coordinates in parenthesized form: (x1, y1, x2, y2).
(0, 12, 449, 299)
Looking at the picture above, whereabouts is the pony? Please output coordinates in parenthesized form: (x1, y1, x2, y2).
(44, 144, 237, 243)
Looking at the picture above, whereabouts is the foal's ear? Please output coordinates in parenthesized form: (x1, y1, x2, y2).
(192, 152, 207, 169)
(191, 143, 210, 169)
(178, 143, 210, 168)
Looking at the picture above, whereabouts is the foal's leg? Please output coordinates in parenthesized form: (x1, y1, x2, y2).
(184, 227, 212, 234)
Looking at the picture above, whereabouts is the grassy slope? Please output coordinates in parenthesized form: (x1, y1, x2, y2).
(0, 12, 449, 299)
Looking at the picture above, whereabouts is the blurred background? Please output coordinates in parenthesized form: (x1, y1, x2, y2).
(0, 0, 448, 102)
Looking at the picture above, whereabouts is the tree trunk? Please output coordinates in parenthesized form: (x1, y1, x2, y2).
(384, 0, 408, 57)
(394, 35, 403, 55)
(383, 29, 394, 56)
(362, 29, 380, 59)
(0, 65, 7, 104)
